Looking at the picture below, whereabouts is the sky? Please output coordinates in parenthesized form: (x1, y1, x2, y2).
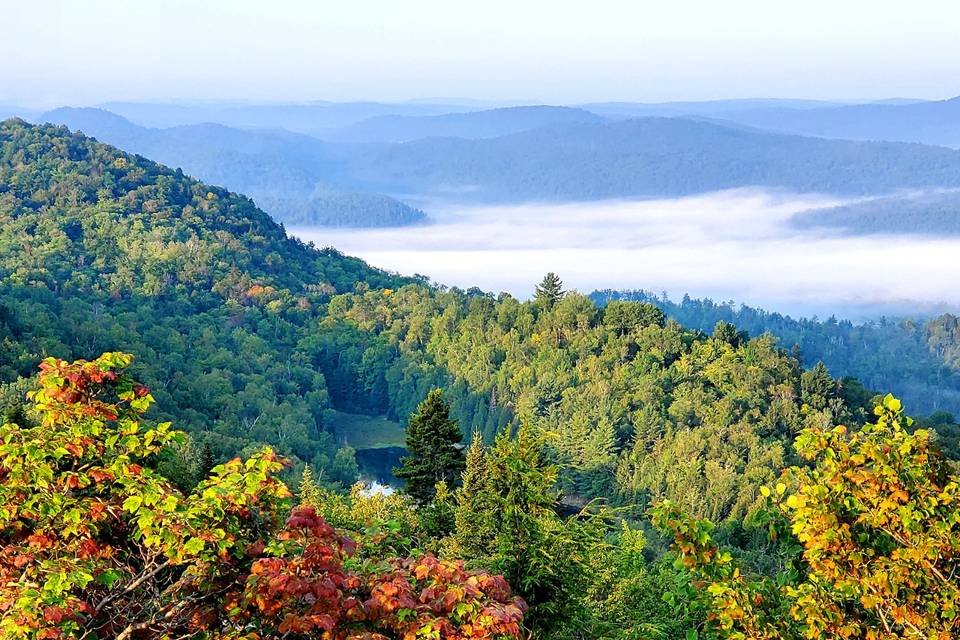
(3, 0, 960, 107)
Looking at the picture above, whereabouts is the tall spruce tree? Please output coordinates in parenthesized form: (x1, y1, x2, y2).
(450, 432, 497, 557)
(394, 389, 466, 504)
(534, 272, 565, 309)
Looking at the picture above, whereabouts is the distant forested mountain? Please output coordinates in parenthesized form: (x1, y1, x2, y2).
(790, 190, 960, 235)
(578, 98, 847, 119)
(592, 289, 960, 422)
(36, 107, 427, 227)
(715, 96, 960, 148)
(39, 106, 960, 211)
(338, 117, 960, 200)
(98, 99, 482, 133)
(322, 105, 607, 142)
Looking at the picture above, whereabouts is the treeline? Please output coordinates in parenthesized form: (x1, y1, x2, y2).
(790, 189, 960, 236)
(594, 289, 960, 421)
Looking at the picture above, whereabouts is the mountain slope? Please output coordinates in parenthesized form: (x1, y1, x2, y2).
(790, 190, 960, 235)
(0, 118, 410, 479)
(323, 105, 607, 142)
(591, 288, 960, 420)
(340, 117, 960, 200)
(37, 108, 426, 227)
(39, 108, 960, 206)
(716, 96, 960, 148)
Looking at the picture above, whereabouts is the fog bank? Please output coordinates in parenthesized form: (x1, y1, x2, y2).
(291, 189, 960, 319)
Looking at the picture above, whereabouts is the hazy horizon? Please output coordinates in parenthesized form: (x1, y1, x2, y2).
(5, 1, 960, 106)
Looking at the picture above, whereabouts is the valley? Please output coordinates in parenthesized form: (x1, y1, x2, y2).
(4, 2, 960, 634)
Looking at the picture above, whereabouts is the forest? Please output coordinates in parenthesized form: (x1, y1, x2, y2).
(1, 119, 959, 639)
(594, 289, 960, 424)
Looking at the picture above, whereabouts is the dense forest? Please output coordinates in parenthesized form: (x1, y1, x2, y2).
(37, 108, 427, 227)
(790, 189, 960, 235)
(0, 117, 415, 486)
(2, 119, 959, 639)
(593, 289, 960, 425)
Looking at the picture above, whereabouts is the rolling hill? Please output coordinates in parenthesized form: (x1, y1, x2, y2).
(0, 117, 410, 479)
(790, 189, 960, 235)
(338, 117, 960, 200)
(36, 106, 960, 211)
(321, 105, 607, 142)
(715, 96, 960, 148)
(36, 107, 427, 227)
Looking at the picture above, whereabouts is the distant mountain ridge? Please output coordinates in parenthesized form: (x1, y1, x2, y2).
(36, 103, 960, 211)
(791, 190, 960, 235)
(321, 106, 607, 142)
(38, 107, 427, 227)
(337, 117, 960, 200)
(97, 100, 482, 133)
(715, 96, 960, 147)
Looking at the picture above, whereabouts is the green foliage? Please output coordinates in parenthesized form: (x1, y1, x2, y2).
(448, 426, 609, 636)
(0, 119, 409, 481)
(596, 288, 960, 419)
(0, 352, 292, 638)
(654, 395, 960, 640)
(394, 389, 465, 504)
(319, 283, 851, 524)
(535, 272, 565, 309)
(0, 353, 527, 639)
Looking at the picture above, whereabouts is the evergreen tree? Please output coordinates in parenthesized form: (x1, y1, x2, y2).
(450, 432, 497, 557)
(534, 272, 565, 309)
(394, 389, 466, 504)
(712, 320, 747, 347)
(450, 425, 606, 634)
(193, 441, 217, 485)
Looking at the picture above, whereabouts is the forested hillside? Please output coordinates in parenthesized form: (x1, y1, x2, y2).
(790, 189, 960, 235)
(0, 118, 871, 518)
(340, 117, 960, 200)
(36, 108, 427, 227)
(38, 107, 960, 207)
(0, 117, 412, 484)
(308, 283, 881, 522)
(593, 290, 960, 437)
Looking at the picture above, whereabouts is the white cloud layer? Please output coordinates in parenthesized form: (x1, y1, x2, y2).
(291, 189, 960, 318)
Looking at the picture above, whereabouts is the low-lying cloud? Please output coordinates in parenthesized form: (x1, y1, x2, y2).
(291, 189, 960, 319)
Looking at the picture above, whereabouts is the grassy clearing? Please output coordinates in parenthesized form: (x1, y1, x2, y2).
(329, 410, 406, 449)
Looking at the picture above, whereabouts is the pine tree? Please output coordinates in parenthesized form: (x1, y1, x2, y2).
(534, 272, 564, 309)
(450, 432, 497, 557)
(193, 441, 217, 485)
(394, 389, 465, 504)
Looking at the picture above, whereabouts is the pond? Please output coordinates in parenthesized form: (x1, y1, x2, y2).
(355, 446, 407, 487)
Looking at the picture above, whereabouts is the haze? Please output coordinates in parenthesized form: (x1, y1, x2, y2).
(4, 0, 960, 106)
(291, 190, 960, 318)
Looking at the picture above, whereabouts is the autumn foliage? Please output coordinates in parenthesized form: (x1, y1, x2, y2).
(654, 394, 960, 640)
(0, 353, 525, 639)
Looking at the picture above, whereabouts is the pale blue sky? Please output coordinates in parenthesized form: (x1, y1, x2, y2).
(3, 0, 959, 106)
